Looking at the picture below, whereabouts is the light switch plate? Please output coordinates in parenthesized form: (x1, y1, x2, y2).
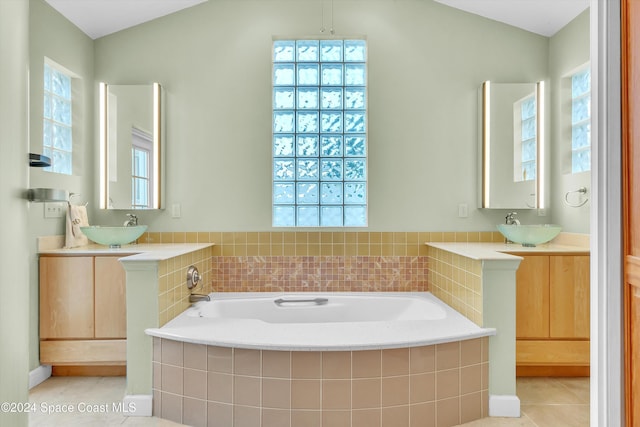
(44, 202, 66, 218)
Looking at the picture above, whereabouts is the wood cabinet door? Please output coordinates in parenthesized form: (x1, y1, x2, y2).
(40, 257, 94, 339)
(549, 255, 590, 339)
(515, 255, 550, 339)
(94, 256, 127, 339)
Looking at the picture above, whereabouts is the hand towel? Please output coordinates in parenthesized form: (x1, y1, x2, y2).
(64, 204, 89, 248)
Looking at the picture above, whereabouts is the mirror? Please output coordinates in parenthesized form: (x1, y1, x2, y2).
(99, 82, 164, 210)
(479, 81, 545, 209)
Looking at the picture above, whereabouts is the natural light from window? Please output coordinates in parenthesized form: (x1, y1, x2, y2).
(571, 67, 591, 173)
(43, 62, 73, 175)
(272, 39, 367, 227)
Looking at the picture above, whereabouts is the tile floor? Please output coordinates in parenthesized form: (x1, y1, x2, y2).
(459, 377, 590, 427)
(28, 376, 589, 426)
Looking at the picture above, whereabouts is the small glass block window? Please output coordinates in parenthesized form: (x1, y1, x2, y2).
(273, 39, 367, 227)
(43, 63, 73, 175)
(571, 68, 591, 173)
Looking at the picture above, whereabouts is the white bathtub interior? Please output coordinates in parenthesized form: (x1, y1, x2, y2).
(145, 292, 495, 351)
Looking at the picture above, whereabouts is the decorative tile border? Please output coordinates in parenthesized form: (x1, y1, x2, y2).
(210, 256, 429, 293)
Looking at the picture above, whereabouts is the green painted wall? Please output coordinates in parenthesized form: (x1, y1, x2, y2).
(92, 0, 551, 231)
(27, 0, 94, 371)
(0, 0, 30, 425)
(549, 10, 591, 233)
(21, 0, 590, 377)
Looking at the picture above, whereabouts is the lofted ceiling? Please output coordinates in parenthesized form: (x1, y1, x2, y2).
(45, 0, 589, 40)
(433, 0, 589, 37)
(44, 0, 208, 39)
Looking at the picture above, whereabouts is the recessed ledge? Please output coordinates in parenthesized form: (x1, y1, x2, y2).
(27, 188, 68, 202)
(39, 242, 214, 261)
(425, 241, 589, 260)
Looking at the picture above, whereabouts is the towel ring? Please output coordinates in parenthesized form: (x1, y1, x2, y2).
(564, 187, 589, 208)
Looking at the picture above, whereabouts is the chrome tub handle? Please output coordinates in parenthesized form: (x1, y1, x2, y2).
(274, 297, 329, 306)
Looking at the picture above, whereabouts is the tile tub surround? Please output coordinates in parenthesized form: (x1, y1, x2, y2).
(424, 241, 588, 417)
(136, 231, 505, 295)
(428, 247, 483, 326)
(117, 244, 215, 406)
(427, 240, 591, 328)
(426, 243, 522, 417)
(158, 246, 214, 326)
(152, 336, 490, 427)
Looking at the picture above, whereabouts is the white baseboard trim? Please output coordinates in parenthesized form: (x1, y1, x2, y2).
(489, 394, 521, 417)
(29, 365, 52, 389)
(122, 395, 152, 417)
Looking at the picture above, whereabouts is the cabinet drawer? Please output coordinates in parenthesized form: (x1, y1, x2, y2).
(516, 340, 590, 366)
(40, 340, 126, 365)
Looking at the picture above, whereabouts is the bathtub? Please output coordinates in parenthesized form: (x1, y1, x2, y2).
(147, 292, 495, 426)
(145, 292, 494, 350)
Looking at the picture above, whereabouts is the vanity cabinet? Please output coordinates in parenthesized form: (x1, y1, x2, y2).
(513, 253, 590, 376)
(39, 255, 128, 375)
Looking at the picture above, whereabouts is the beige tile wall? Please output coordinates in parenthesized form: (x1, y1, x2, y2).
(428, 246, 483, 326)
(142, 231, 504, 326)
(153, 336, 490, 427)
(140, 231, 504, 257)
(158, 246, 213, 326)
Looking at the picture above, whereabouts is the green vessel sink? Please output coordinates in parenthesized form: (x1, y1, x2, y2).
(497, 224, 562, 247)
(80, 225, 148, 248)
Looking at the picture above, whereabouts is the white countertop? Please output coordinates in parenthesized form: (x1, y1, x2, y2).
(427, 242, 589, 261)
(39, 243, 214, 262)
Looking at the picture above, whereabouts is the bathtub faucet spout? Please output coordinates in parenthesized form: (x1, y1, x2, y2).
(189, 293, 211, 303)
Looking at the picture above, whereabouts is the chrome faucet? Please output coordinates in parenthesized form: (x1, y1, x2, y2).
(186, 265, 210, 303)
(505, 212, 520, 225)
(124, 213, 138, 227)
(189, 293, 211, 303)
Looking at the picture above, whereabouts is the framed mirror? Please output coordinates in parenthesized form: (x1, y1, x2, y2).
(479, 81, 545, 209)
(99, 82, 164, 210)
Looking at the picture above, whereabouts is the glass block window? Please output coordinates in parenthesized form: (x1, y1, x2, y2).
(514, 94, 536, 182)
(272, 39, 367, 227)
(43, 62, 73, 175)
(571, 68, 591, 173)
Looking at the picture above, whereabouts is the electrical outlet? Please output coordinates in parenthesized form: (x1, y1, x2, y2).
(458, 203, 468, 218)
(44, 202, 66, 218)
(171, 203, 181, 218)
